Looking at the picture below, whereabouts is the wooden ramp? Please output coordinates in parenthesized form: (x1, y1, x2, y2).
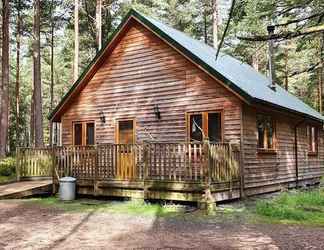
(0, 180, 52, 199)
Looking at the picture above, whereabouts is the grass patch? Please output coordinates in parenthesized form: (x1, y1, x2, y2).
(0, 175, 16, 183)
(255, 188, 324, 226)
(25, 188, 324, 226)
(28, 196, 188, 217)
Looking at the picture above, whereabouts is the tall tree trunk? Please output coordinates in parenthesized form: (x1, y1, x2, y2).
(96, 0, 102, 51)
(203, 5, 208, 44)
(284, 46, 289, 90)
(0, 0, 10, 157)
(74, 0, 79, 82)
(16, 0, 21, 147)
(33, 0, 43, 147)
(49, 0, 55, 146)
(318, 34, 323, 113)
(30, 92, 35, 146)
(212, 0, 218, 48)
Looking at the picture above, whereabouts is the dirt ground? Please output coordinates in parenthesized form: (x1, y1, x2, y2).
(1, 200, 324, 250)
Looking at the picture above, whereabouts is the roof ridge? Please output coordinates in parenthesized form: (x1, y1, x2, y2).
(49, 8, 324, 122)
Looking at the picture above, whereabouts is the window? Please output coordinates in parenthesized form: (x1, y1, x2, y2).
(74, 123, 83, 145)
(188, 112, 222, 142)
(189, 114, 203, 142)
(307, 125, 317, 154)
(86, 123, 95, 145)
(117, 120, 134, 144)
(73, 121, 95, 146)
(208, 113, 222, 142)
(257, 114, 275, 150)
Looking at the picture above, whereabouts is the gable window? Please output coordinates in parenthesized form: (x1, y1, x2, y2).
(307, 125, 317, 154)
(188, 112, 222, 143)
(257, 114, 275, 150)
(73, 121, 95, 146)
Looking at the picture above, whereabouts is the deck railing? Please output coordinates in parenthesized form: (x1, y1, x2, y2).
(16, 147, 53, 180)
(16, 142, 240, 184)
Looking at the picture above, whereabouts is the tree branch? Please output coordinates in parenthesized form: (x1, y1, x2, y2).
(289, 61, 321, 77)
(237, 24, 324, 41)
(274, 11, 324, 28)
(275, 0, 314, 16)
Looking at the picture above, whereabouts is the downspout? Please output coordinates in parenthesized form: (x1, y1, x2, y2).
(294, 119, 306, 188)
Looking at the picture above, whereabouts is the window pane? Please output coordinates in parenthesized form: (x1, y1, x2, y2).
(311, 127, 316, 152)
(257, 115, 274, 149)
(190, 114, 203, 142)
(74, 123, 82, 145)
(308, 126, 317, 152)
(266, 119, 274, 149)
(257, 116, 265, 148)
(208, 113, 221, 142)
(118, 120, 134, 144)
(86, 123, 95, 145)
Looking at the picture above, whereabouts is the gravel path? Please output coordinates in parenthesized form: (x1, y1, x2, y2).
(0, 200, 324, 250)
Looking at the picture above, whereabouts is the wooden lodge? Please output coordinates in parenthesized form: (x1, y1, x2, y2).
(17, 10, 324, 205)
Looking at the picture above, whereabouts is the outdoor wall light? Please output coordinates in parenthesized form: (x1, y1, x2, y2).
(99, 111, 106, 123)
(154, 104, 161, 119)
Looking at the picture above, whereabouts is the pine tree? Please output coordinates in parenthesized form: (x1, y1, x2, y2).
(0, 0, 10, 157)
(32, 0, 43, 147)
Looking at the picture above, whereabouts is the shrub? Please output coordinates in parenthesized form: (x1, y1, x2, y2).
(0, 157, 16, 176)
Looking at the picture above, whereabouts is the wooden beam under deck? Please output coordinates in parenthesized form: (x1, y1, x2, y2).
(73, 179, 240, 202)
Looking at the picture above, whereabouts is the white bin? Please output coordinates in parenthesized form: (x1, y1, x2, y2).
(59, 177, 76, 201)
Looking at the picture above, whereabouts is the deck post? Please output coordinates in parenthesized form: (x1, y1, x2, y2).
(143, 142, 149, 200)
(16, 147, 21, 182)
(51, 147, 57, 194)
(199, 138, 216, 214)
(94, 145, 99, 196)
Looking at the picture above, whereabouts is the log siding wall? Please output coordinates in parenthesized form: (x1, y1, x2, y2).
(61, 22, 242, 145)
(243, 105, 324, 193)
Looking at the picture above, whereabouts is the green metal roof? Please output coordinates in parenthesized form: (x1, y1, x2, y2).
(49, 9, 324, 122)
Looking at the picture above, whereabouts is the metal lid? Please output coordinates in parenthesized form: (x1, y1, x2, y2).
(59, 177, 76, 182)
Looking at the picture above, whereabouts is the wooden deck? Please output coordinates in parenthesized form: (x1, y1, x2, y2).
(0, 180, 52, 199)
(16, 142, 241, 204)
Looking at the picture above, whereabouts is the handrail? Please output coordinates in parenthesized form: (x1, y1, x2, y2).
(16, 142, 240, 183)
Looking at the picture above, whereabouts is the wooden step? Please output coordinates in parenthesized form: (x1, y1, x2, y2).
(0, 180, 52, 199)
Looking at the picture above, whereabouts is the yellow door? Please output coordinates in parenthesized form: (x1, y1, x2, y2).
(116, 120, 135, 179)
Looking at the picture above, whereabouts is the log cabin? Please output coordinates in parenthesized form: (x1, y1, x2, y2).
(44, 9, 324, 204)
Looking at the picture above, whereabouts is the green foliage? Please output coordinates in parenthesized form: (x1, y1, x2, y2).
(0, 157, 16, 177)
(255, 189, 324, 225)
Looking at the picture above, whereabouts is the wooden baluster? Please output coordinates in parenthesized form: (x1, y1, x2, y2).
(158, 144, 162, 181)
(178, 144, 181, 181)
(161, 144, 165, 180)
(188, 144, 192, 181)
(172, 145, 176, 180)
(200, 144, 204, 181)
(183, 144, 187, 181)
(193, 144, 197, 181)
